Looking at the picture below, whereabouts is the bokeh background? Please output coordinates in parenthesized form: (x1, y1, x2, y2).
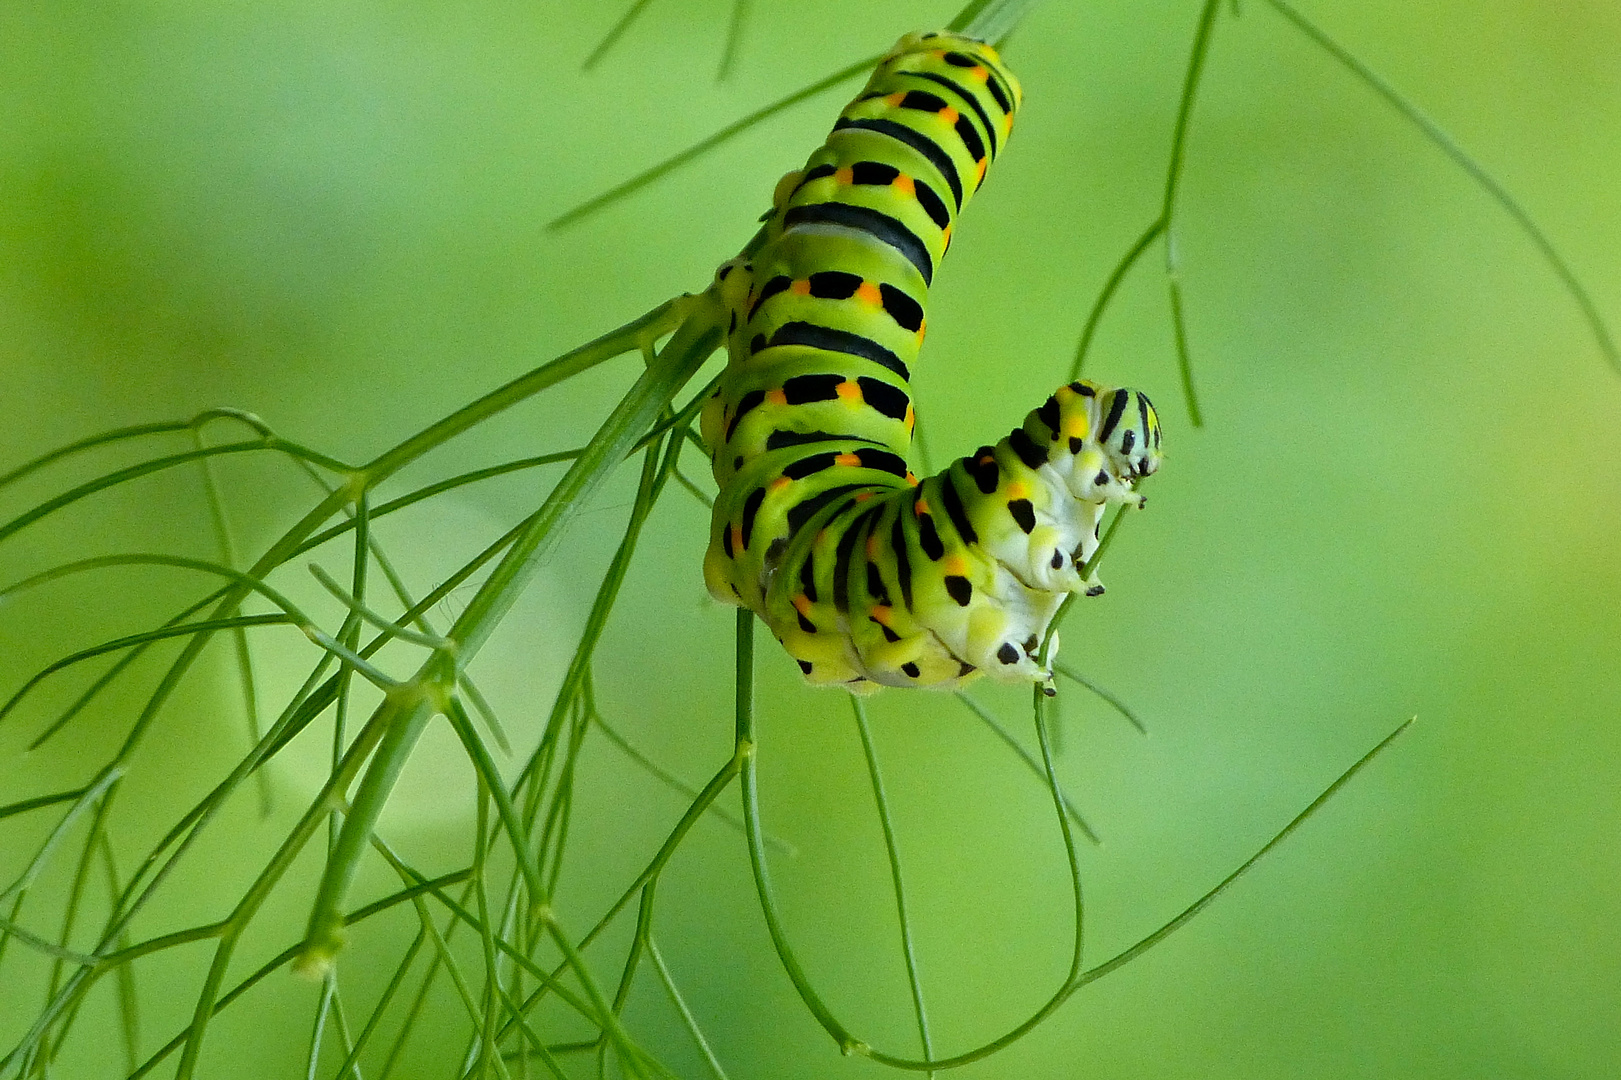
(2, 0, 1618, 1077)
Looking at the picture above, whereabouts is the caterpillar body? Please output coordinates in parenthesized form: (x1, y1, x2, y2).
(701, 31, 1162, 693)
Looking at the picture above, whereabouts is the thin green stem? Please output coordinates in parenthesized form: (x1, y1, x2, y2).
(1076, 718, 1414, 984)
(1052, 663, 1147, 734)
(717, 0, 749, 79)
(0, 441, 349, 547)
(0, 769, 123, 904)
(590, 711, 793, 854)
(0, 789, 93, 824)
(583, 0, 657, 71)
(294, 450, 581, 557)
(951, 692, 1100, 844)
(1070, 218, 1167, 380)
(948, 0, 1045, 43)
(472, 784, 503, 1080)
(647, 936, 729, 1080)
(362, 298, 684, 479)
(494, 749, 744, 1044)
(1264, 0, 1618, 374)
(97, 836, 140, 1078)
(193, 425, 270, 818)
(735, 610, 861, 1054)
(1159, 0, 1223, 427)
(548, 58, 882, 230)
(850, 697, 934, 1071)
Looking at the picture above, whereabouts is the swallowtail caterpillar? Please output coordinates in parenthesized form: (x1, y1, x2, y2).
(701, 31, 1162, 693)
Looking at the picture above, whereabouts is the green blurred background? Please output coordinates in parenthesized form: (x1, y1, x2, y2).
(2, 0, 1618, 1076)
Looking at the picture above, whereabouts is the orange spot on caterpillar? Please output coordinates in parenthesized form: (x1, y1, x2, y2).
(766, 388, 787, 406)
(730, 524, 744, 551)
(886, 91, 906, 108)
(835, 379, 862, 402)
(866, 532, 881, 559)
(770, 476, 792, 491)
(913, 497, 931, 517)
(892, 174, 916, 197)
(941, 224, 952, 246)
(974, 159, 988, 187)
(834, 166, 854, 186)
(1005, 480, 1029, 500)
(790, 279, 812, 296)
(905, 472, 919, 486)
(905, 404, 916, 430)
(854, 282, 882, 306)
(793, 593, 813, 615)
(834, 453, 862, 468)
(869, 604, 892, 624)
(938, 106, 960, 124)
(944, 555, 969, 576)
(970, 65, 990, 83)
(1004, 114, 1014, 137)
(854, 491, 873, 502)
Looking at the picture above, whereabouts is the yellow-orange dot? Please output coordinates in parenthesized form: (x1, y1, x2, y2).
(730, 524, 744, 550)
(913, 497, 931, 517)
(854, 491, 873, 502)
(770, 476, 792, 491)
(938, 106, 960, 124)
(835, 453, 861, 468)
(886, 91, 907, 107)
(1004, 114, 1014, 137)
(834, 166, 855, 186)
(905, 404, 916, 429)
(1065, 415, 1089, 439)
(893, 173, 916, 197)
(866, 533, 881, 559)
(766, 388, 787, 406)
(916, 318, 927, 343)
(941, 224, 953, 246)
(975, 158, 988, 185)
(1005, 480, 1029, 500)
(793, 594, 813, 615)
(854, 281, 882, 306)
(835, 379, 862, 402)
(870, 604, 892, 624)
(790, 278, 811, 296)
(944, 555, 969, 575)
(905, 472, 919, 486)
(970, 65, 990, 83)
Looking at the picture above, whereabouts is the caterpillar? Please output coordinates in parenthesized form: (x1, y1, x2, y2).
(701, 30, 1162, 693)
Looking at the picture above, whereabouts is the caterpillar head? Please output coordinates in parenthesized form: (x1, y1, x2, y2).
(1098, 388, 1162, 484)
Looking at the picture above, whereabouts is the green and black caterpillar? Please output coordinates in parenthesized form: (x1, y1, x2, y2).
(701, 30, 1162, 693)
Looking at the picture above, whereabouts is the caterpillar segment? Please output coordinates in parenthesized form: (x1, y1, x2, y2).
(701, 31, 1162, 692)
